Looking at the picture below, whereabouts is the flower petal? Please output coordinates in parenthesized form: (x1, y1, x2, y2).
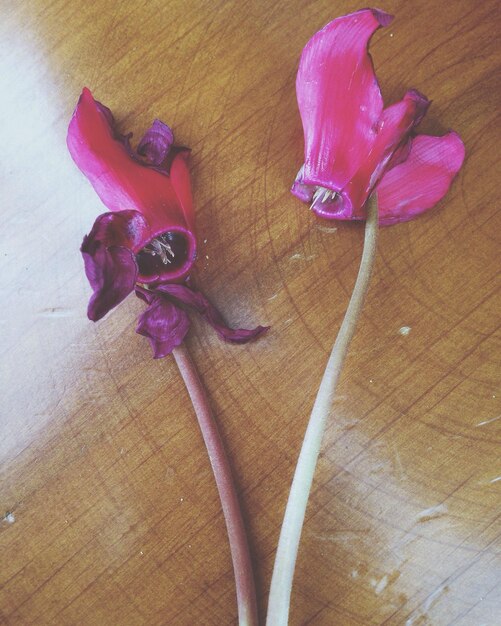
(295, 9, 393, 200)
(342, 90, 430, 215)
(152, 284, 269, 343)
(136, 294, 190, 358)
(169, 149, 196, 233)
(291, 165, 314, 203)
(137, 119, 174, 166)
(81, 210, 147, 321)
(68, 88, 197, 282)
(67, 89, 190, 236)
(377, 131, 465, 224)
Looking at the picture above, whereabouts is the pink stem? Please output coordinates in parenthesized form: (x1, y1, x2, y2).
(172, 343, 259, 626)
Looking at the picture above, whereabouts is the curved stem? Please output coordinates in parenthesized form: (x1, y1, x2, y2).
(266, 195, 379, 626)
(172, 343, 258, 626)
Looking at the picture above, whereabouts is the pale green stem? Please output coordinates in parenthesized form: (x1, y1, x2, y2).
(173, 343, 258, 626)
(266, 195, 379, 626)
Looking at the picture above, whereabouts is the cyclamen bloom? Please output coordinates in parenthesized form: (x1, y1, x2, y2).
(68, 89, 266, 356)
(291, 9, 465, 224)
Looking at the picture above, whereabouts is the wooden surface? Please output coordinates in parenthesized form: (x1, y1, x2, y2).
(1, 1, 500, 624)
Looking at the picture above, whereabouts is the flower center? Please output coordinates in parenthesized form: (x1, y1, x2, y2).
(136, 231, 188, 276)
(311, 186, 339, 208)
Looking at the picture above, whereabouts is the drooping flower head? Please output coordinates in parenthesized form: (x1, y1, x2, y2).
(68, 89, 267, 356)
(291, 9, 465, 224)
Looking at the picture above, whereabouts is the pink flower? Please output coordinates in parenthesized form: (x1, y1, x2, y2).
(68, 89, 267, 355)
(291, 9, 465, 225)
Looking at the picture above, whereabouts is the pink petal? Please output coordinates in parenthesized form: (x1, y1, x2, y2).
(344, 90, 430, 215)
(68, 89, 197, 283)
(377, 131, 465, 224)
(67, 89, 193, 239)
(295, 9, 393, 207)
(169, 148, 196, 233)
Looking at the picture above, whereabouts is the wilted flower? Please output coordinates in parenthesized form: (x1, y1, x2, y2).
(68, 89, 267, 355)
(291, 8, 465, 224)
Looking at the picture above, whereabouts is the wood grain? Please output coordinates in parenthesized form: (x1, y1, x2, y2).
(1, 1, 500, 624)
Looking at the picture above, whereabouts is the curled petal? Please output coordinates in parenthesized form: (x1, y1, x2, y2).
(81, 210, 147, 321)
(83, 246, 137, 322)
(296, 9, 393, 198)
(377, 131, 466, 224)
(83, 209, 149, 248)
(137, 119, 174, 166)
(152, 284, 269, 343)
(341, 90, 430, 216)
(136, 295, 190, 358)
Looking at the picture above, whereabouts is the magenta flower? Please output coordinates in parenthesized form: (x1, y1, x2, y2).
(68, 88, 267, 356)
(291, 8, 465, 225)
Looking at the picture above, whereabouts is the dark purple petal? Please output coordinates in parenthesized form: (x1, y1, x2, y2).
(135, 285, 155, 305)
(136, 294, 190, 358)
(153, 284, 269, 344)
(83, 209, 149, 250)
(81, 210, 148, 321)
(82, 244, 138, 321)
(137, 119, 174, 166)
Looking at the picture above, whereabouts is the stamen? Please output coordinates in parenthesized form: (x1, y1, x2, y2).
(311, 187, 329, 208)
(136, 231, 189, 276)
(310, 186, 340, 209)
(141, 236, 176, 264)
(312, 187, 324, 202)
